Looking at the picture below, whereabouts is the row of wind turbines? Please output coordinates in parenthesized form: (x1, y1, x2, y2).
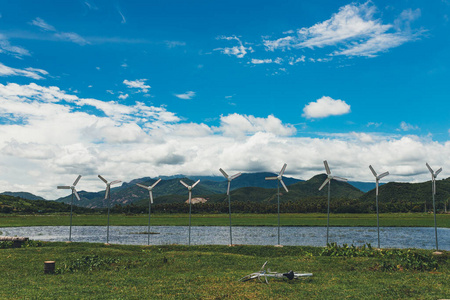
(57, 161, 443, 250)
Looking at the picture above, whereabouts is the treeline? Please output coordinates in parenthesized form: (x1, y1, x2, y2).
(111, 197, 440, 214)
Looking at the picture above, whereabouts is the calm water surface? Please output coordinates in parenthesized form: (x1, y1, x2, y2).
(0, 226, 448, 250)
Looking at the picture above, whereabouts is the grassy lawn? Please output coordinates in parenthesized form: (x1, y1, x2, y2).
(1, 212, 449, 228)
(0, 242, 448, 299)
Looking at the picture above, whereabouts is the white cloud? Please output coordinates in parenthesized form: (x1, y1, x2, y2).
(30, 17, 56, 31)
(263, 2, 421, 57)
(118, 93, 129, 100)
(214, 36, 253, 58)
(302, 96, 351, 119)
(0, 62, 48, 80)
(1, 82, 449, 200)
(216, 113, 296, 138)
(174, 91, 196, 100)
(288, 56, 306, 65)
(54, 32, 89, 46)
(123, 79, 150, 93)
(0, 34, 30, 58)
(400, 121, 419, 131)
(29, 18, 89, 46)
(250, 58, 283, 65)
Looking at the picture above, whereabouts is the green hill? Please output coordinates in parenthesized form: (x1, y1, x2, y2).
(0, 194, 91, 214)
(359, 177, 450, 212)
(0, 192, 46, 201)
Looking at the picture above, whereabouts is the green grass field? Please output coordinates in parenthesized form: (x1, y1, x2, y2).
(0, 242, 449, 299)
(1, 212, 449, 228)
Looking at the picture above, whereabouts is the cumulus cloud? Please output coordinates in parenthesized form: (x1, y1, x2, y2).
(217, 114, 296, 137)
(302, 96, 351, 119)
(263, 2, 422, 57)
(0, 82, 449, 199)
(174, 91, 196, 100)
(0, 62, 48, 80)
(123, 79, 150, 93)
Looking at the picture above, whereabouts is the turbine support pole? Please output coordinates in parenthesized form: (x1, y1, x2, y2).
(326, 181, 331, 245)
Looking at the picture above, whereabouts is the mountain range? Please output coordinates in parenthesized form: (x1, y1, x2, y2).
(2, 173, 449, 212)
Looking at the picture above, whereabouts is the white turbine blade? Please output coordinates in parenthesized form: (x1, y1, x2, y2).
(57, 186, 71, 189)
(378, 171, 389, 180)
(136, 183, 148, 189)
(151, 178, 162, 189)
(324, 160, 331, 175)
(369, 165, 377, 177)
(110, 180, 121, 186)
(73, 189, 81, 201)
(98, 175, 108, 184)
(73, 175, 82, 186)
(318, 178, 330, 191)
(105, 186, 110, 200)
(180, 180, 189, 188)
(219, 168, 229, 179)
(426, 163, 433, 174)
(333, 176, 348, 182)
(265, 177, 278, 180)
(192, 180, 200, 188)
(230, 172, 242, 180)
(188, 191, 192, 204)
(435, 168, 442, 177)
(280, 179, 289, 193)
(149, 191, 154, 204)
(280, 163, 287, 176)
(227, 182, 231, 195)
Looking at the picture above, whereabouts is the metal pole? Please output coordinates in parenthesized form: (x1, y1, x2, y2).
(228, 191, 232, 246)
(432, 181, 438, 250)
(107, 192, 110, 244)
(188, 191, 192, 246)
(326, 181, 330, 245)
(148, 200, 151, 246)
(277, 180, 280, 246)
(69, 192, 73, 242)
(376, 181, 380, 248)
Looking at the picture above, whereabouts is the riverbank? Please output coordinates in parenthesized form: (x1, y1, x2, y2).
(1, 212, 449, 228)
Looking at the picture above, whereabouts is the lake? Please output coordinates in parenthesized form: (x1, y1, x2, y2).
(0, 226, 448, 250)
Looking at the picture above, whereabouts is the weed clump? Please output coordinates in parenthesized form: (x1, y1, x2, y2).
(56, 255, 120, 274)
(320, 243, 439, 272)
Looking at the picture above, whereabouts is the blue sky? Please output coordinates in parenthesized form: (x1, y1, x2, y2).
(0, 0, 449, 198)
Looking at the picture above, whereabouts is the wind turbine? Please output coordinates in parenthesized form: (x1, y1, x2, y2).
(318, 160, 347, 245)
(219, 168, 242, 246)
(136, 178, 161, 246)
(426, 162, 442, 250)
(369, 165, 389, 248)
(265, 163, 289, 246)
(180, 179, 200, 246)
(57, 175, 82, 242)
(98, 175, 121, 244)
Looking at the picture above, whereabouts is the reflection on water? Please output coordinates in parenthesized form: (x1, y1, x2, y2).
(0, 226, 448, 250)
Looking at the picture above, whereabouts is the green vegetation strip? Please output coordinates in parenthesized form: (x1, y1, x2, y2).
(1, 213, 449, 228)
(0, 241, 448, 299)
